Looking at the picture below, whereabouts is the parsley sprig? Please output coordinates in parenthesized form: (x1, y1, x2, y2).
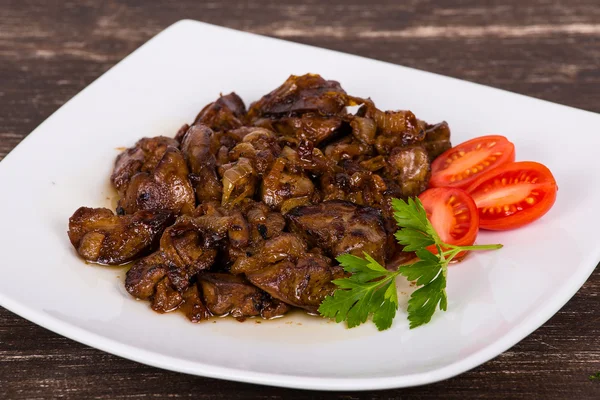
(319, 197, 502, 330)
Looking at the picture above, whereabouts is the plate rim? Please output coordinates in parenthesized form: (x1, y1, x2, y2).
(0, 19, 598, 391)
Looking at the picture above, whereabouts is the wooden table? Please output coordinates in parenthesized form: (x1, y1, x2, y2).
(1, 1, 599, 398)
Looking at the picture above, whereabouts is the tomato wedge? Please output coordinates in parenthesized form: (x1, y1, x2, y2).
(430, 135, 515, 189)
(466, 161, 557, 230)
(418, 188, 479, 255)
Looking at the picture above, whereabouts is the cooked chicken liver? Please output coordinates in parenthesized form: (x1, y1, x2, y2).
(118, 147, 195, 215)
(286, 200, 387, 263)
(198, 273, 290, 320)
(68, 73, 451, 323)
(68, 207, 173, 265)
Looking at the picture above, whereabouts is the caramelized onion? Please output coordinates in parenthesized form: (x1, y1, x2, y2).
(280, 196, 311, 214)
(222, 158, 256, 205)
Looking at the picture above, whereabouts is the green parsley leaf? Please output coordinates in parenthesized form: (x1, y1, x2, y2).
(372, 281, 398, 331)
(406, 273, 447, 328)
(334, 254, 383, 283)
(391, 198, 430, 233)
(394, 229, 435, 252)
(398, 249, 441, 285)
(318, 253, 399, 331)
(392, 197, 440, 246)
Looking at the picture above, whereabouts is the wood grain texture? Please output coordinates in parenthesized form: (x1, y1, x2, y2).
(0, 0, 599, 398)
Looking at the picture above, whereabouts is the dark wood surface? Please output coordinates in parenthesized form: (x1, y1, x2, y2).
(1, 0, 599, 398)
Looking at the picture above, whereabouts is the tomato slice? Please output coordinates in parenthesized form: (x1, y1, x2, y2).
(466, 161, 557, 230)
(418, 188, 479, 255)
(430, 135, 515, 189)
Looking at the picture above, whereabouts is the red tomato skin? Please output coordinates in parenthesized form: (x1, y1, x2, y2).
(418, 187, 479, 256)
(466, 161, 558, 231)
(430, 135, 515, 189)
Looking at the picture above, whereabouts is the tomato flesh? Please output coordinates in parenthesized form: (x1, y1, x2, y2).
(466, 161, 557, 230)
(430, 135, 515, 189)
(418, 188, 479, 255)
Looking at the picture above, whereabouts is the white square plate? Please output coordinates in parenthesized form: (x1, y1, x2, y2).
(0, 20, 598, 391)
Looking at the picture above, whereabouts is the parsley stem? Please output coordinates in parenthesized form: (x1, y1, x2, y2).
(448, 243, 503, 251)
(444, 248, 461, 262)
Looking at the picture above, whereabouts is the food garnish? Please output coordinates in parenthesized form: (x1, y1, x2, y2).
(418, 187, 479, 257)
(430, 135, 515, 189)
(319, 197, 502, 330)
(466, 161, 558, 230)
